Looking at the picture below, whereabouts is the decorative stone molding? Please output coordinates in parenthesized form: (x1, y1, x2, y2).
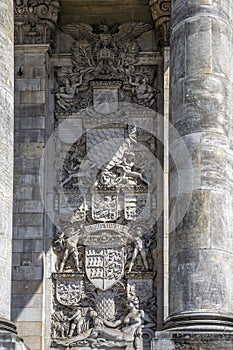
(149, 0, 171, 46)
(14, 0, 60, 45)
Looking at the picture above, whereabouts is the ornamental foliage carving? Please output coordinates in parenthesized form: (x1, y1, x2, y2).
(14, 0, 60, 44)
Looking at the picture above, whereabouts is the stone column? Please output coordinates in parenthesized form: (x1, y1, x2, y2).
(167, 1, 233, 330)
(0, 0, 16, 333)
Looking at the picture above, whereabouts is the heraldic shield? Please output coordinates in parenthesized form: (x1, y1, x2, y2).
(85, 246, 124, 290)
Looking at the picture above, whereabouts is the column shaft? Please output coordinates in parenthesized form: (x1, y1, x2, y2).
(167, 0, 233, 330)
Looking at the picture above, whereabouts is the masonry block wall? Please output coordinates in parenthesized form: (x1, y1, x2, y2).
(12, 46, 49, 350)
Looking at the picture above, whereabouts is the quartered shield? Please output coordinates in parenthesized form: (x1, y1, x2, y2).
(85, 246, 124, 290)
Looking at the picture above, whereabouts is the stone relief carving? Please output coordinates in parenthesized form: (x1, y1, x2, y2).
(52, 228, 157, 346)
(51, 20, 159, 349)
(61, 21, 151, 76)
(52, 278, 147, 349)
(14, 0, 60, 44)
(53, 21, 159, 116)
(54, 226, 82, 272)
(52, 126, 158, 348)
(149, 0, 171, 45)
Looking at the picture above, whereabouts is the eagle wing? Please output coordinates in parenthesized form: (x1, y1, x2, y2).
(114, 22, 152, 42)
(84, 129, 126, 170)
(87, 137, 125, 171)
(61, 23, 97, 42)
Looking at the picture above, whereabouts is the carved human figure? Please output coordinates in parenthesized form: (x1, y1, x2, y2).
(129, 75, 156, 107)
(128, 226, 148, 273)
(102, 128, 148, 187)
(68, 308, 84, 337)
(61, 158, 95, 187)
(145, 237, 157, 272)
(55, 227, 81, 272)
(93, 298, 143, 349)
(55, 75, 83, 111)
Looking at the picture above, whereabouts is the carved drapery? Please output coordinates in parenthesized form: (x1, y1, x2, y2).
(14, 0, 60, 45)
(149, 0, 171, 46)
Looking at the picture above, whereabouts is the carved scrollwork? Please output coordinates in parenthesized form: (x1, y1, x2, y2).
(14, 0, 60, 44)
(149, 0, 171, 45)
(149, 0, 171, 17)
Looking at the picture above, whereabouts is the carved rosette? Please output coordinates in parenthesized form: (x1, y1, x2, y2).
(14, 0, 60, 45)
(149, 0, 171, 45)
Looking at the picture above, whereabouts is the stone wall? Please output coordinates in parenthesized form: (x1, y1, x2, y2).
(12, 45, 50, 350)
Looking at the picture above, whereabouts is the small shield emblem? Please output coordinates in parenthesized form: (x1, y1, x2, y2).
(93, 88, 118, 115)
(125, 194, 151, 221)
(55, 279, 83, 306)
(92, 194, 118, 221)
(85, 246, 124, 290)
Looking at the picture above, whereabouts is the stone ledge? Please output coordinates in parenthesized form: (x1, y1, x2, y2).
(152, 331, 233, 349)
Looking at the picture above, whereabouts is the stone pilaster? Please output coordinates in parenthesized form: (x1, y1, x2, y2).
(149, 0, 171, 328)
(149, 0, 171, 46)
(0, 0, 15, 326)
(0, 0, 28, 348)
(13, 2, 60, 349)
(167, 1, 233, 331)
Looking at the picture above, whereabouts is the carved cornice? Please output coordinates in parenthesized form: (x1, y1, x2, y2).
(14, 0, 60, 45)
(149, 0, 171, 46)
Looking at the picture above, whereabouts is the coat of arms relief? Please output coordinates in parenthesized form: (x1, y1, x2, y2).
(51, 20, 160, 350)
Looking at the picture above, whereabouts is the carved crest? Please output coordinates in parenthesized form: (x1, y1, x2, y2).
(93, 85, 119, 115)
(125, 193, 151, 221)
(55, 279, 84, 306)
(54, 20, 158, 116)
(85, 246, 124, 290)
(92, 194, 118, 221)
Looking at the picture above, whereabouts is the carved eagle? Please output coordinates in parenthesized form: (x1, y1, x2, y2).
(61, 21, 152, 43)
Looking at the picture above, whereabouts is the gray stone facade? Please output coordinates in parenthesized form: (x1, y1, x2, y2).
(0, 0, 232, 349)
